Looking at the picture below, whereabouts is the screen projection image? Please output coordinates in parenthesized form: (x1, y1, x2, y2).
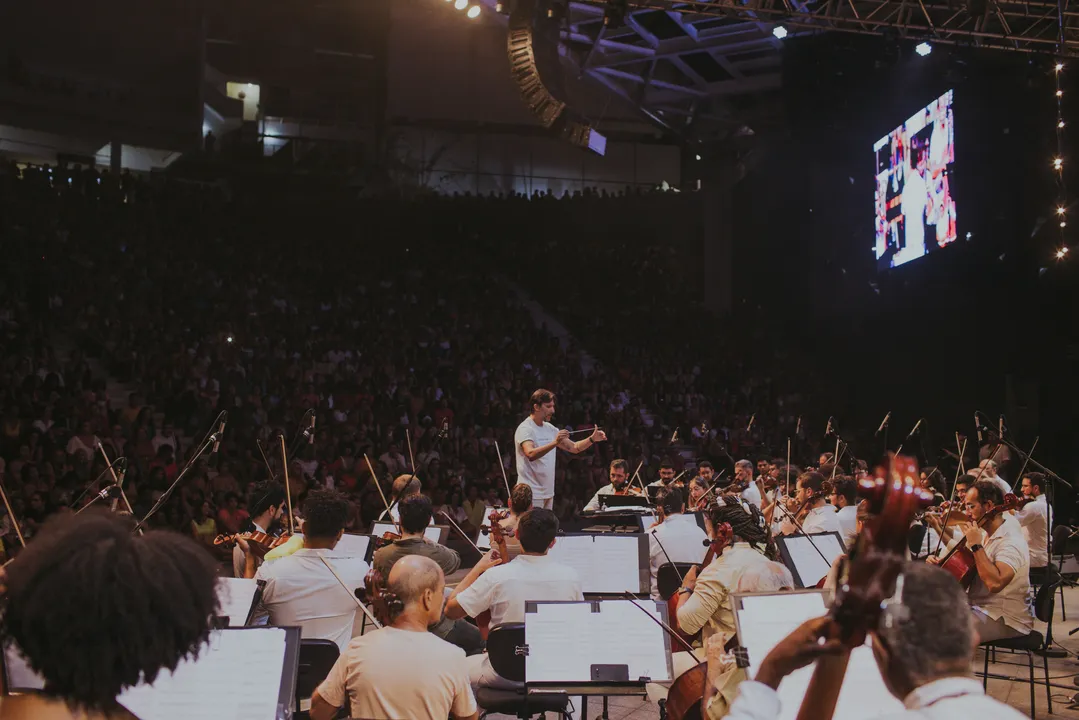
(874, 89, 956, 270)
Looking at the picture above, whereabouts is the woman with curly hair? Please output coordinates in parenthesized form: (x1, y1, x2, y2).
(0, 510, 219, 719)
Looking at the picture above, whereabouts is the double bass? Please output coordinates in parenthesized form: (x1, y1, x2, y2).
(794, 454, 934, 720)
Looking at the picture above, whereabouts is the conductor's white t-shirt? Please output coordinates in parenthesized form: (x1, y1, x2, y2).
(515, 417, 559, 500)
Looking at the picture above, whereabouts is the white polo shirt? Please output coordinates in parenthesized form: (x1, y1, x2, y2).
(968, 517, 1032, 633)
(255, 547, 370, 652)
(1016, 494, 1052, 568)
(835, 505, 859, 549)
(648, 514, 709, 600)
(514, 417, 560, 500)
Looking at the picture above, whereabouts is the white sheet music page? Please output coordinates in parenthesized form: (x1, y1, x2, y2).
(525, 601, 670, 683)
(334, 533, 371, 559)
(215, 578, 259, 627)
(785, 534, 844, 587)
(118, 628, 287, 720)
(736, 592, 903, 720)
(546, 535, 642, 593)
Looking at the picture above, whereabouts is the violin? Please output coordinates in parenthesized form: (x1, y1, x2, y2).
(213, 530, 292, 554)
(476, 509, 511, 640)
(613, 484, 644, 497)
(936, 493, 1019, 589)
(664, 512, 734, 720)
(372, 530, 402, 550)
(362, 567, 403, 627)
(795, 454, 934, 720)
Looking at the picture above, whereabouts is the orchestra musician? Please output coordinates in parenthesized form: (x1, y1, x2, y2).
(379, 473, 422, 523)
(309, 555, 479, 720)
(232, 480, 287, 578)
(583, 459, 641, 511)
(829, 476, 859, 549)
(514, 388, 607, 510)
(647, 460, 679, 489)
(977, 459, 1011, 497)
(698, 460, 718, 487)
(688, 475, 709, 508)
(445, 509, 583, 691)
(733, 459, 763, 508)
(241, 489, 370, 652)
(496, 483, 533, 561)
(1017, 472, 1052, 578)
(371, 494, 482, 655)
(722, 563, 1025, 719)
(0, 511, 219, 720)
(927, 480, 1033, 642)
(779, 471, 841, 536)
(648, 487, 708, 600)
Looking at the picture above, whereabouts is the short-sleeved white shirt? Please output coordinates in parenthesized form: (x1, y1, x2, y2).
(514, 417, 560, 500)
(316, 627, 477, 720)
(968, 517, 1032, 633)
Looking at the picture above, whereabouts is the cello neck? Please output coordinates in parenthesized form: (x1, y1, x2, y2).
(795, 649, 852, 720)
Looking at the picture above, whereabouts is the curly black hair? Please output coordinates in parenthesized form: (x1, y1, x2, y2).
(1, 510, 219, 711)
(707, 496, 777, 560)
(248, 479, 286, 520)
(303, 489, 351, 539)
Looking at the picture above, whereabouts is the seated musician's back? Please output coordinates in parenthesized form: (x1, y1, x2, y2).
(310, 555, 478, 720)
(249, 490, 370, 651)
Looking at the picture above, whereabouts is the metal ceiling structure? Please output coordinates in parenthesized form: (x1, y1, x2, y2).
(527, 0, 1071, 128)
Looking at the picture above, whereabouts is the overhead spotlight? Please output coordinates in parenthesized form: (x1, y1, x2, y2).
(772, 25, 788, 39)
(454, 0, 467, 8)
(1058, 89, 1064, 97)
(1057, 247, 1069, 259)
(915, 41, 932, 56)
(1058, 207, 1067, 215)
(695, 154, 702, 161)
(1062, 221, 1068, 228)
(467, 3, 481, 16)
(1057, 62, 1065, 72)
(1054, 157, 1064, 169)
(1060, 121, 1067, 129)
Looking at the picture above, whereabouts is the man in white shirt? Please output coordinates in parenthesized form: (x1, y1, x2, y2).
(233, 480, 286, 578)
(244, 490, 370, 652)
(734, 459, 763, 509)
(977, 459, 1012, 497)
(648, 487, 708, 600)
(446, 508, 583, 691)
(779, 472, 841, 536)
(515, 388, 606, 509)
(928, 480, 1032, 642)
(310, 555, 478, 720)
(1017, 472, 1053, 571)
(721, 562, 1025, 720)
(379, 474, 421, 524)
(583, 459, 640, 512)
(829, 476, 859, 549)
(647, 461, 678, 489)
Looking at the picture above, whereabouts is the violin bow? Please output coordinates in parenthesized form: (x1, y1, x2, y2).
(494, 442, 513, 502)
(439, 510, 484, 555)
(693, 470, 728, 511)
(774, 500, 833, 566)
(930, 436, 968, 557)
(317, 555, 383, 630)
(934, 439, 997, 557)
(279, 435, 295, 535)
(1010, 436, 1040, 493)
(364, 453, 400, 534)
(629, 461, 646, 494)
(785, 437, 792, 498)
(0, 475, 25, 550)
(405, 429, 417, 478)
(621, 592, 701, 663)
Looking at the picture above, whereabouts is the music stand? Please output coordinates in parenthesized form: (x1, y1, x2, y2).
(599, 494, 650, 509)
(546, 533, 650, 595)
(523, 599, 673, 720)
(370, 522, 448, 546)
(775, 532, 845, 588)
(215, 577, 265, 627)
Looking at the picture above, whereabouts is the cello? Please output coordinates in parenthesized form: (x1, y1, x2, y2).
(667, 501, 734, 650)
(794, 453, 934, 720)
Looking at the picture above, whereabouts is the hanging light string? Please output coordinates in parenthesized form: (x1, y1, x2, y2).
(1054, 0, 1070, 260)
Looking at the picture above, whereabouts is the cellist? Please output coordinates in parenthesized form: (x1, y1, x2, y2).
(928, 480, 1032, 642)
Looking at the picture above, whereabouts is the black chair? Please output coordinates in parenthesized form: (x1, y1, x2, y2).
(295, 639, 341, 719)
(979, 576, 1058, 718)
(657, 562, 697, 601)
(474, 623, 572, 720)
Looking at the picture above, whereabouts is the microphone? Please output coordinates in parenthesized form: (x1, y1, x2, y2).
(975, 412, 983, 444)
(795, 416, 802, 436)
(998, 415, 1006, 439)
(746, 415, 755, 433)
(670, 428, 679, 444)
(906, 418, 924, 440)
(212, 412, 227, 454)
(825, 417, 835, 437)
(307, 412, 316, 445)
(875, 411, 891, 437)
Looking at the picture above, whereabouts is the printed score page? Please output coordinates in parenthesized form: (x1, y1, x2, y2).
(784, 534, 844, 588)
(736, 592, 903, 720)
(371, 521, 441, 544)
(118, 628, 288, 720)
(525, 601, 670, 683)
(546, 535, 642, 593)
(215, 578, 259, 627)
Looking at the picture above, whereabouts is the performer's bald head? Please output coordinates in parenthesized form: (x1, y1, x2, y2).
(387, 555, 444, 607)
(392, 474, 421, 500)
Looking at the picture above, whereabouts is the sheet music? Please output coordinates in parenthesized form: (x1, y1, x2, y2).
(546, 535, 643, 593)
(215, 578, 259, 627)
(783, 534, 845, 587)
(118, 628, 288, 720)
(525, 601, 670, 683)
(736, 592, 903, 720)
(371, 522, 441, 544)
(334, 533, 372, 559)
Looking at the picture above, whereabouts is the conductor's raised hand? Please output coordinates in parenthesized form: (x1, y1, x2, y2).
(591, 429, 608, 443)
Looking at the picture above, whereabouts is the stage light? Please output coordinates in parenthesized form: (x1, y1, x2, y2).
(1060, 121, 1067, 129)
(1057, 89, 1064, 97)
(1058, 207, 1067, 215)
(695, 154, 701, 161)
(1057, 63, 1065, 72)
(772, 25, 788, 39)
(1061, 221, 1068, 228)
(1057, 247, 1069, 259)
(915, 42, 932, 56)
(1054, 157, 1063, 169)
(454, 0, 467, 9)
(467, 4, 481, 16)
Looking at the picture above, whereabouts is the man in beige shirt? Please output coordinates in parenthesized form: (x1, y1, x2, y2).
(310, 555, 478, 720)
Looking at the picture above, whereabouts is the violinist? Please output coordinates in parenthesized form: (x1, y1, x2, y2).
(648, 487, 708, 600)
(496, 483, 533, 561)
(232, 479, 286, 578)
(779, 472, 841, 536)
(245, 490, 371, 652)
(688, 475, 709, 509)
(733, 459, 763, 509)
(1018, 472, 1052, 575)
(647, 460, 680, 489)
(309, 555, 479, 720)
(722, 563, 1025, 719)
(379, 473, 422, 524)
(445, 509, 583, 692)
(927, 480, 1032, 642)
(829, 476, 859, 549)
(582, 459, 641, 511)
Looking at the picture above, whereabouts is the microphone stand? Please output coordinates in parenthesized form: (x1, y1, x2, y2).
(70, 454, 126, 510)
(133, 424, 222, 534)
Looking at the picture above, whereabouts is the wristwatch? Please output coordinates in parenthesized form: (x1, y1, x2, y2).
(970, 543, 984, 553)
(677, 586, 692, 596)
